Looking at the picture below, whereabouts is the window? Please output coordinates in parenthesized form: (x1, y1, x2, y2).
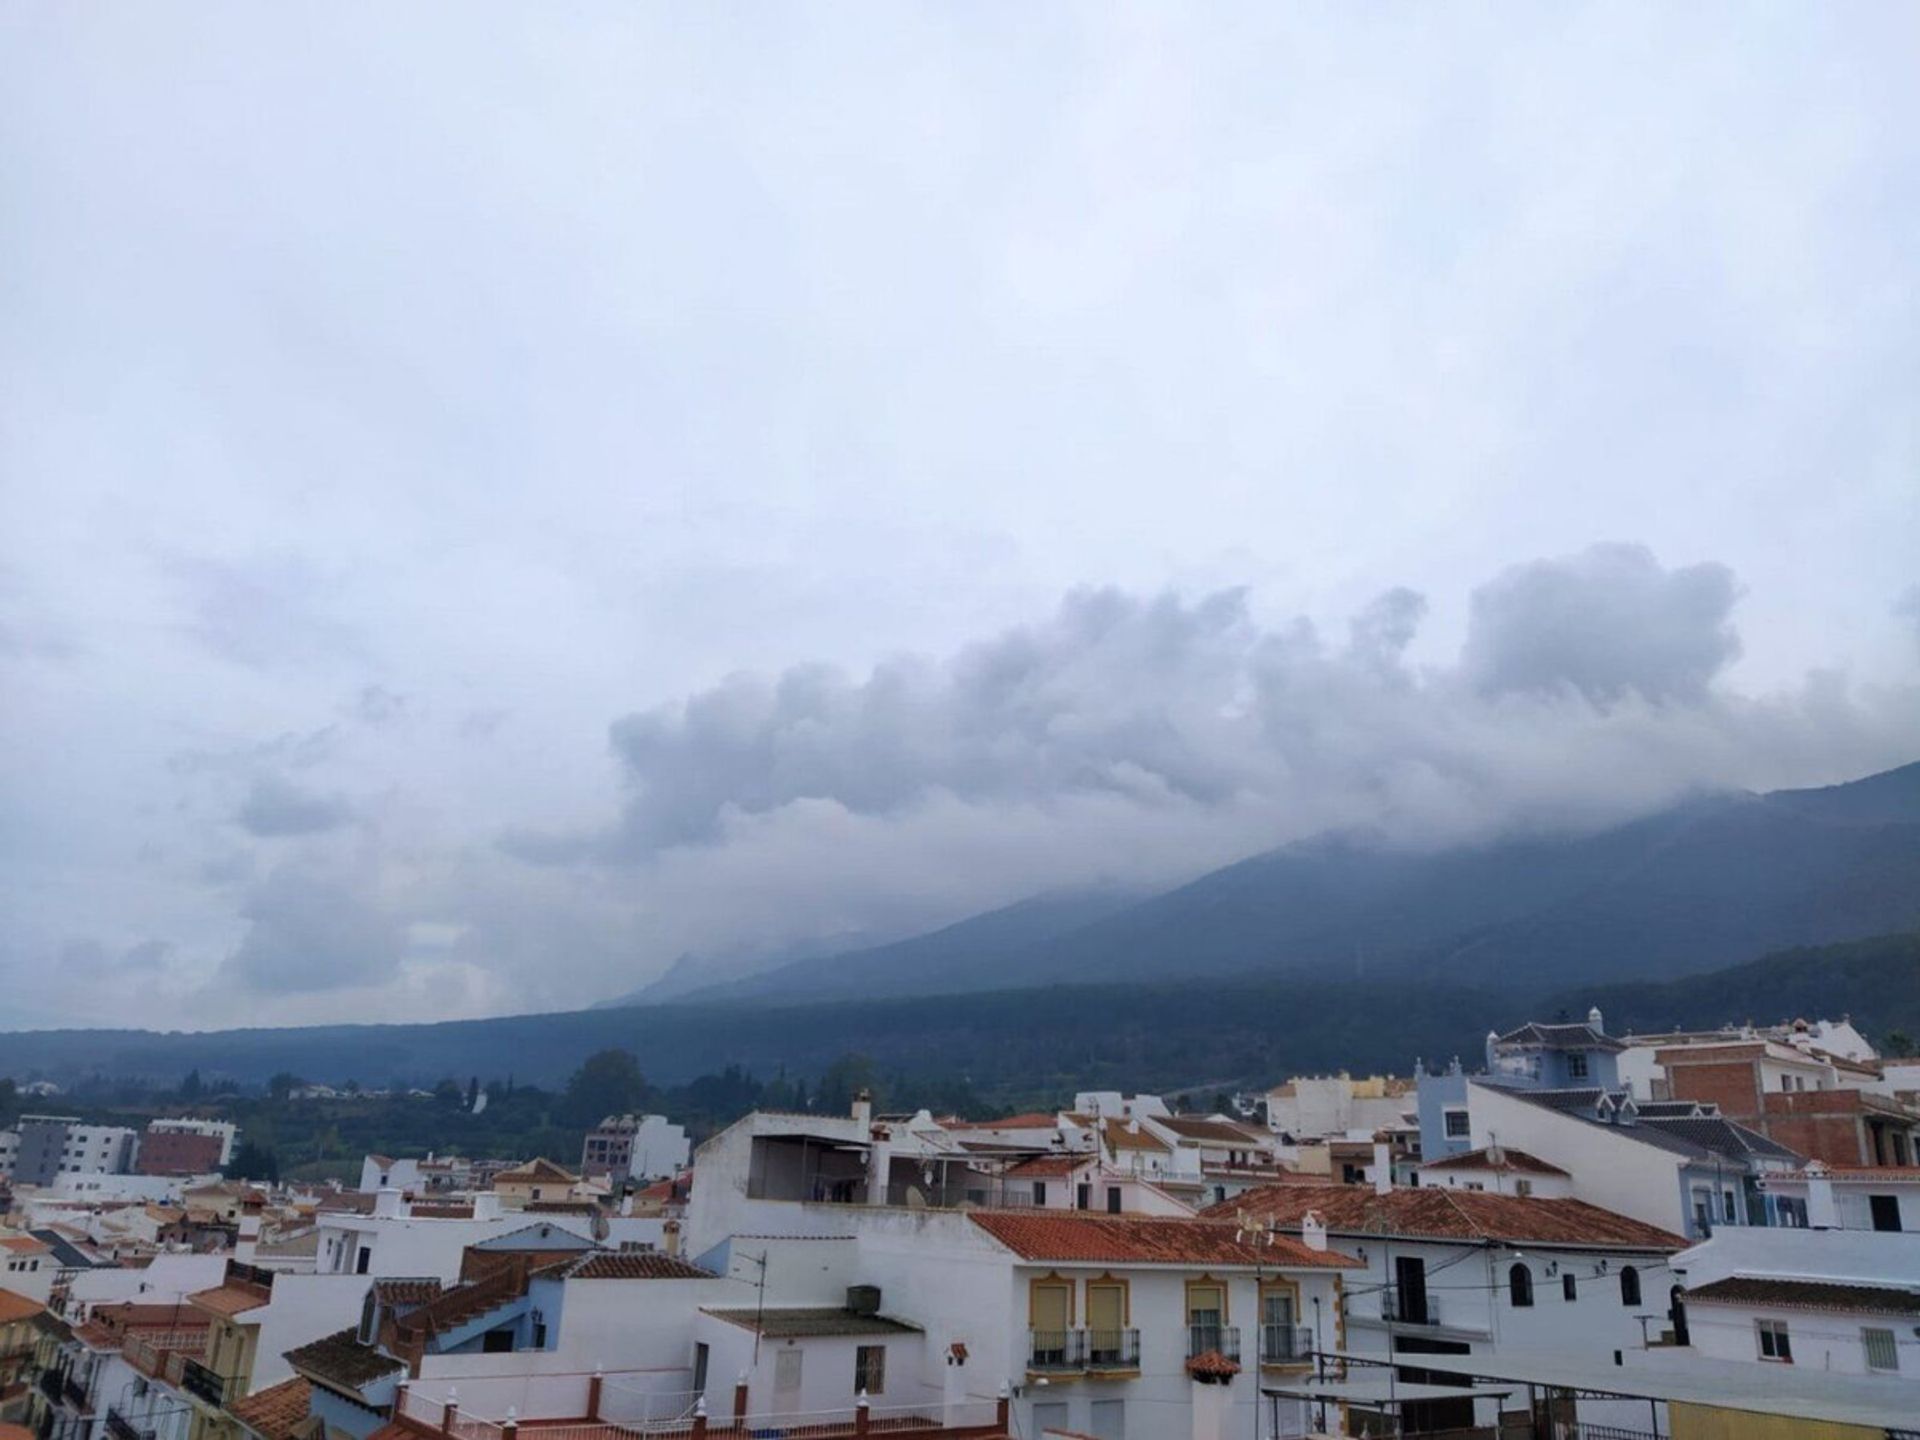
(1032, 1182, 1047, 1207)
(1863, 1327, 1898, 1372)
(1869, 1195, 1902, 1233)
(1619, 1266, 1641, 1306)
(854, 1345, 886, 1395)
(1508, 1264, 1533, 1307)
(1106, 1187, 1122, 1214)
(1562, 1273, 1577, 1302)
(1757, 1319, 1791, 1363)
(1722, 1190, 1736, 1223)
(1089, 1399, 1125, 1440)
(1514, 1180, 1533, 1198)
(1568, 1054, 1588, 1080)
(1087, 1280, 1129, 1365)
(1444, 1111, 1470, 1139)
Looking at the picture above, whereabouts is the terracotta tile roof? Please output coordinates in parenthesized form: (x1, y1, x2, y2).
(1208, 1185, 1684, 1251)
(0, 1237, 50, 1255)
(285, 1328, 405, 1391)
(1419, 1147, 1570, 1177)
(1157, 1118, 1266, 1145)
(231, 1377, 313, 1440)
(189, 1281, 274, 1318)
(0, 1290, 45, 1323)
(369, 1278, 443, 1305)
(567, 1252, 716, 1280)
(969, 1212, 1360, 1269)
(494, 1158, 579, 1185)
(1100, 1121, 1171, 1154)
(1003, 1156, 1089, 1178)
(1686, 1277, 1920, 1316)
(944, 1113, 1060, 1130)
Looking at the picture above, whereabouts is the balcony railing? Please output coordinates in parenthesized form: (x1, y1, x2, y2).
(182, 1358, 228, 1407)
(1379, 1288, 1441, 1325)
(38, 1369, 64, 1401)
(1026, 1329, 1085, 1372)
(105, 1409, 152, 1440)
(1258, 1325, 1314, 1364)
(1085, 1328, 1140, 1371)
(1186, 1324, 1240, 1363)
(1026, 1328, 1140, 1373)
(64, 1375, 89, 1408)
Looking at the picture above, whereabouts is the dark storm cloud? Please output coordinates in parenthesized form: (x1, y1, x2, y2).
(1461, 544, 1741, 704)
(234, 775, 354, 837)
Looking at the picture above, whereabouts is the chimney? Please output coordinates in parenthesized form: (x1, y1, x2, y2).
(663, 1219, 682, 1258)
(1805, 1163, 1838, 1230)
(472, 1193, 502, 1221)
(866, 1125, 893, 1207)
(236, 1207, 261, 1264)
(851, 1090, 872, 1129)
(1372, 1137, 1393, 1196)
(1588, 1006, 1604, 1036)
(374, 1187, 404, 1219)
(1300, 1210, 1328, 1252)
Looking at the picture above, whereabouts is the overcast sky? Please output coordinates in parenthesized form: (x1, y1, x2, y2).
(3, 4, 1917, 1031)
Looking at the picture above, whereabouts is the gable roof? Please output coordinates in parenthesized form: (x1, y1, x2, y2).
(1211, 1185, 1684, 1251)
(493, 1157, 579, 1185)
(969, 1211, 1359, 1269)
(285, 1328, 405, 1392)
(566, 1252, 716, 1280)
(1156, 1117, 1267, 1145)
(1419, 1147, 1569, 1177)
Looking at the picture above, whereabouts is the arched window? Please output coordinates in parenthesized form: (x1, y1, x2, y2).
(1508, 1263, 1533, 1308)
(1620, 1266, 1641, 1306)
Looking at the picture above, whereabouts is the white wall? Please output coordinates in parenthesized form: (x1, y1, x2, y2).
(249, 1274, 375, 1389)
(65, 1253, 229, 1317)
(1468, 1081, 1687, 1234)
(1684, 1297, 1913, 1376)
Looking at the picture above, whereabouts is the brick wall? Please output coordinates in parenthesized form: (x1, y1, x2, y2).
(136, 1130, 224, 1176)
(1665, 1061, 1762, 1122)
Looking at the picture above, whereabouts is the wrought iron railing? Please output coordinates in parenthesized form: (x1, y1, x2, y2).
(1027, 1328, 1085, 1371)
(1186, 1324, 1241, 1362)
(182, 1358, 227, 1407)
(105, 1408, 151, 1440)
(1379, 1287, 1441, 1325)
(1085, 1328, 1139, 1370)
(1259, 1324, 1313, 1363)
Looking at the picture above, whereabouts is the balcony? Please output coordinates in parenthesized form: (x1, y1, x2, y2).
(1379, 1288, 1441, 1326)
(1026, 1329, 1085, 1372)
(1085, 1329, 1140, 1372)
(38, 1369, 64, 1401)
(1258, 1325, 1313, 1365)
(181, 1358, 228, 1408)
(64, 1376, 89, 1408)
(105, 1410, 152, 1440)
(1185, 1324, 1241, 1364)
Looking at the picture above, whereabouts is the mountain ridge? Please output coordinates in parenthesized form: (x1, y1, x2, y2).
(631, 761, 1920, 1004)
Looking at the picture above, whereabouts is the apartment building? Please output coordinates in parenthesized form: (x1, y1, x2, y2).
(581, 1114, 691, 1183)
(11, 1119, 140, 1187)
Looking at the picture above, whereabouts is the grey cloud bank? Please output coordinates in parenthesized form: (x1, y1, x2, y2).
(1, 4, 1917, 1028)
